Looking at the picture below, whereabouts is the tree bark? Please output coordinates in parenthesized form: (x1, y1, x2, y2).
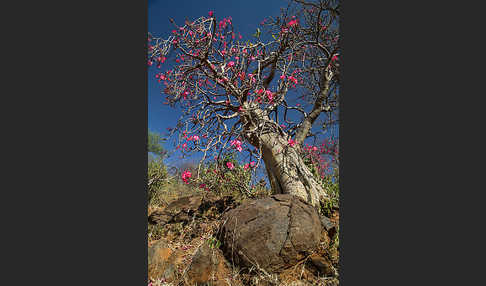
(241, 103, 327, 207)
(260, 132, 328, 208)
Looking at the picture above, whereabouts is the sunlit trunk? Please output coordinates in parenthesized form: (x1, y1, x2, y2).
(260, 132, 327, 208)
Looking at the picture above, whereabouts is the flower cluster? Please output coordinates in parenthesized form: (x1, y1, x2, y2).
(181, 169, 192, 184)
(230, 139, 243, 152)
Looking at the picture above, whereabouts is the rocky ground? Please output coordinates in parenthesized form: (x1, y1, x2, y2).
(148, 192, 339, 286)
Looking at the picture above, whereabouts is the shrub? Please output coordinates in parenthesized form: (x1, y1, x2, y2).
(148, 157, 169, 205)
(301, 139, 340, 216)
(191, 153, 255, 200)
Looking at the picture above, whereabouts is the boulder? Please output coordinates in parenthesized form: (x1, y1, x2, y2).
(147, 239, 177, 281)
(309, 254, 335, 277)
(184, 242, 236, 286)
(220, 194, 322, 273)
(148, 194, 236, 226)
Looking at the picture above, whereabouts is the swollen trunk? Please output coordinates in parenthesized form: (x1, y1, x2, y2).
(260, 133, 328, 207)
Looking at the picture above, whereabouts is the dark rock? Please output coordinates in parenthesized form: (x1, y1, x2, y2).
(148, 195, 237, 226)
(220, 194, 322, 273)
(320, 214, 338, 241)
(320, 215, 335, 232)
(148, 239, 177, 281)
(309, 254, 335, 277)
(184, 242, 234, 286)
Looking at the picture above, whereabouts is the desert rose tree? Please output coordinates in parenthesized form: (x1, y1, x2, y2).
(148, 0, 340, 207)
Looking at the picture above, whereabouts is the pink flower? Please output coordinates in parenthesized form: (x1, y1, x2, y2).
(331, 55, 338, 62)
(265, 90, 274, 103)
(227, 61, 235, 68)
(226, 162, 234, 170)
(288, 138, 296, 147)
(288, 76, 298, 84)
(250, 161, 255, 167)
(244, 163, 250, 170)
(230, 139, 243, 152)
(181, 170, 192, 184)
(193, 135, 200, 141)
(280, 75, 285, 80)
(208, 11, 214, 17)
(287, 20, 297, 27)
(287, 17, 299, 27)
(199, 183, 206, 189)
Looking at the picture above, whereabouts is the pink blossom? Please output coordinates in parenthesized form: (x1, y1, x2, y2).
(230, 139, 243, 152)
(288, 76, 298, 84)
(250, 161, 256, 167)
(226, 162, 234, 170)
(244, 163, 250, 170)
(193, 135, 200, 141)
(181, 170, 192, 184)
(208, 11, 214, 17)
(265, 90, 274, 102)
(287, 20, 298, 27)
(227, 61, 235, 68)
(288, 138, 296, 147)
(280, 75, 285, 80)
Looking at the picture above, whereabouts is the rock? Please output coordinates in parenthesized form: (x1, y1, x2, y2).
(148, 195, 237, 226)
(288, 281, 312, 286)
(220, 194, 322, 273)
(320, 215, 338, 241)
(309, 255, 335, 277)
(147, 239, 177, 281)
(184, 242, 235, 286)
(320, 215, 335, 232)
(149, 195, 203, 225)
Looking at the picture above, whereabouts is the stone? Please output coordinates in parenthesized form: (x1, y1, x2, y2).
(220, 194, 322, 273)
(184, 242, 234, 286)
(309, 255, 335, 277)
(147, 239, 177, 281)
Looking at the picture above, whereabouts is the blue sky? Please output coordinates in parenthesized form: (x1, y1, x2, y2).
(148, 0, 338, 168)
(149, 0, 293, 164)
